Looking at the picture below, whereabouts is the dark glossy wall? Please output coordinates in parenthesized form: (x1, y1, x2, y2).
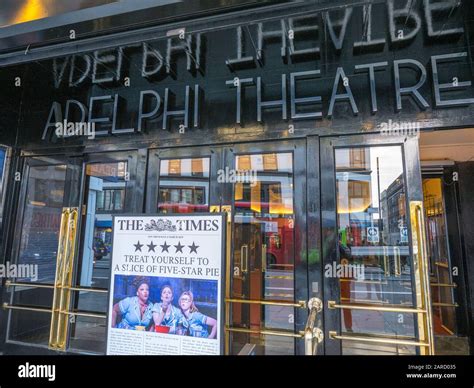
(0, 67, 21, 146)
(0, 1, 473, 152)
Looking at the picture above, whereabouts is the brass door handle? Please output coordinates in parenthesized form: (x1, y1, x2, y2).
(304, 298, 323, 355)
(383, 246, 390, 277)
(394, 246, 401, 277)
(261, 244, 267, 273)
(241, 245, 248, 274)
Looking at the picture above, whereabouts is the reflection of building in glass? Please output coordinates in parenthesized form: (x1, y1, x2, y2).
(336, 148, 375, 247)
(234, 153, 294, 269)
(18, 165, 66, 282)
(80, 162, 128, 288)
(380, 174, 407, 246)
(232, 152, 295, 343)
(158, 158, 210, 213)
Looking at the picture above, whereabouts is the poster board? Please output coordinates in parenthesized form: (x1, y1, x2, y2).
(106, 213, 225, 355)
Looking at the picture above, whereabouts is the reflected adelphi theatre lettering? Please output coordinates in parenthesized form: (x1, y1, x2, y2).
(42, 0, 474, 140)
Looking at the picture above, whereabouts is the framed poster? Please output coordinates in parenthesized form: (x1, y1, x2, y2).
(106, 213, 226, 355)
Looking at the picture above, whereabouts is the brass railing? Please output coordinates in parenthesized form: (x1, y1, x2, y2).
(225, 327, 304, 338)
(411, 201, 435, 355)
(5, 280, 108, 293)
(49, 207, 79, 351)
(3, 303, 106, 319)
(328, 331, 430, 348)
(328, 301, 426, 314)
(225, 298, 306, 308)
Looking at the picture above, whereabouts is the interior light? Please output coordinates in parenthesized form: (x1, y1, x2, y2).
(11, 0, 48, 25)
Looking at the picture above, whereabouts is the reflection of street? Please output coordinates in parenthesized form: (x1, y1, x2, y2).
(91, 253, 111, 289)
(348, 267, 411, 302)
(342, 267, 415, 338)
(264, 269, 293, 330)
(260, 268, 295, 355)
(334, 146, 419, 355)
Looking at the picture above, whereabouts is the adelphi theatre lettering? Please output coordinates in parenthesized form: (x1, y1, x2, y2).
(41, 0, 474, 140)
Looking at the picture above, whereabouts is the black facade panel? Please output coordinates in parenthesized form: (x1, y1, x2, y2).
(0, 1, 472, 152)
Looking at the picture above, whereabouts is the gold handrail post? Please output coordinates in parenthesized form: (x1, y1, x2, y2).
(217, 205, 232, 356)
(49, 208, 69, 350)
(410, 201, 435, 355)
(49, 207, 79, 351)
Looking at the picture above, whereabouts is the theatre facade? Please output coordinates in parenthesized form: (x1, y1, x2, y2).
(0, 0, 473, 355)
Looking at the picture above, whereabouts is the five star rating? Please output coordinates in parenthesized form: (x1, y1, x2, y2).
(133, 240, 199, 254)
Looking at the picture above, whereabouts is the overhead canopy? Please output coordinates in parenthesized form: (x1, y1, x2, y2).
(0, 0, 287, 53)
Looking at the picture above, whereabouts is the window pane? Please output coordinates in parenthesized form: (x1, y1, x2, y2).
(17, 164, 67, 283)
(335, 146, 416, 355)
(158, 158, 210, 213)
(160, 158, 209, 178)
(73, 161, 129, 353)
(79, 162, 128, 289)
(232, 152, 295, 355)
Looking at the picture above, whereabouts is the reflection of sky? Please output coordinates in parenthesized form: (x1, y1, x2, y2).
(0, 0, 119, 27)
(369, 146, 403, 217)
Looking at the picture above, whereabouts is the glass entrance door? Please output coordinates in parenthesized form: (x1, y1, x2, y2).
(68, 151, 139, 353)
(3, 155, 80, 350)
(2, 151, 138, 354)
(320, 135, 433, 355)
(422, 173, 469, 355)
(225, 140, 308, 355)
